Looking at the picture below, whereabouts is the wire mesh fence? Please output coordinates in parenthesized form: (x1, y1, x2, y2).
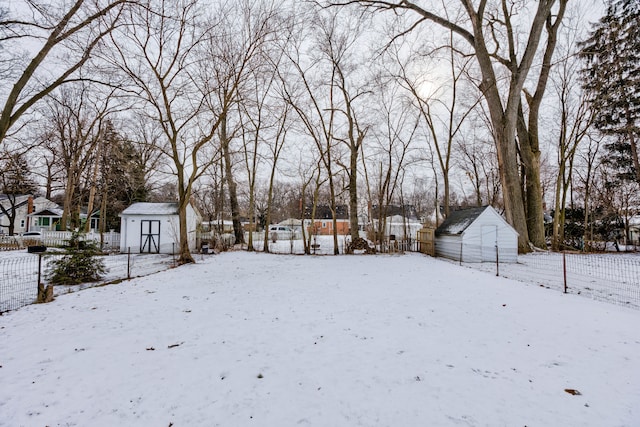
(0, 252, 175, 313)
(456, 250, 640, 309)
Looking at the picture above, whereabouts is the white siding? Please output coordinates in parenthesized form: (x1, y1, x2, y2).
(435, 206, 518, 263)
(119, 204, 200, 254)
(435, 235, 463, 261)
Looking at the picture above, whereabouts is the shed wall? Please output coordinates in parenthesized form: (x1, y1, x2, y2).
(435, 235, 463, 260)
(435, 207, 518, 263)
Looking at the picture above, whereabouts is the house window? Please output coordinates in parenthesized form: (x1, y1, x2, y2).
(38, 217, 50, 227)
(322, 221, 327, 228)
(20, 219, 25, 228)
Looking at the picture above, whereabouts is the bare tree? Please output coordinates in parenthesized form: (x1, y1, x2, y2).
(332, 0, 568, 252)
(109, 0, 278, 262)
(0, 149, 37, 235)
(280, 9, 346, 255)
(549, 20, 596, 251)
(387, 30, 480, 218)
(516, 0, 569, 248)
(213, 0, 284, 247)
(39, 83, 120, 230)
(367, 73, 419, 242)
(0, 0, 136, 147)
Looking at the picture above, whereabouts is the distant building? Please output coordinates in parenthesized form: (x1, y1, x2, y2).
(119, 202, 201, 254)
(369, 204, 422, 239)
(435, 206, 519, 263)
(304, 205, 350, 235)
(0, 195, 58, 235)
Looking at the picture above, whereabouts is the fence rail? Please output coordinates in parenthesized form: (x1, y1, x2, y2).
(0, 231, 120, 252)
(0, 252, 174, 313)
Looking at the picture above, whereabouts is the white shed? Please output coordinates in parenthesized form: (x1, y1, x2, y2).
(435, 206, 519, 263)
(119, 202, 200, 254)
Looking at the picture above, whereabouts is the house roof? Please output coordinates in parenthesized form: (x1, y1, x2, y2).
(386, 214, 422, 225)
(28, 207, 64, 217)
(305, 205, 349, 220)
(370, 204, 420, 221)
(120, 202, 179, 216)
(279, 218, 302, 226)
(435, 206, 489, 236)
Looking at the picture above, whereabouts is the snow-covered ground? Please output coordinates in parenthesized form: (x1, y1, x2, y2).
(0, 252, 638, 426)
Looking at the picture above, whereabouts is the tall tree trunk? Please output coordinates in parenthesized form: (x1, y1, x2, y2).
(348, 140, 360, 241)
(61, 171, 77, 232)
(220, 112, 244, 246)
(177, 196, 194, 264)
(328, 170, 339, 255)
(517, 105, 546, 248)
(84, 150, 101, 233)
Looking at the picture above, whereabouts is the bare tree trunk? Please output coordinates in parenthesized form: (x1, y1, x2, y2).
(348, 138, 361, 241)
(220, 111, 244, 246)
(334, 0, 561, 252)
(517, 105, 546, 248)
(176, 196, 194, 264)
(84, 149, 101, 233)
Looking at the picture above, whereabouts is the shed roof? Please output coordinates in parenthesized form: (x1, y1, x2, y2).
(435, 206, 490, 236)
(120, 202, 179, 216)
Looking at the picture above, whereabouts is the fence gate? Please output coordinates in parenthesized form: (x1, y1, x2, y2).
(140, 220, 160, 253)
(417, 227, 435, 256)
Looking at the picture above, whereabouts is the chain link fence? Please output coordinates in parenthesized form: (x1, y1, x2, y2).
(0, 252, 175, 314)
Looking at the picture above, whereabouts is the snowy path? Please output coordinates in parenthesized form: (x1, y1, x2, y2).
(0, 252, 638, 426)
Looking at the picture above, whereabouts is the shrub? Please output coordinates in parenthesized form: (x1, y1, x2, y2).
(46, 231, 106, 285)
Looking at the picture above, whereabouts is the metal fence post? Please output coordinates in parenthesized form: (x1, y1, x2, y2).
(127, 247, 131, 280)
(563, 252, 567, 294)
(459, 242, 463, 266)
(495, 244, 499, 276)
(37, 252, 43, 287)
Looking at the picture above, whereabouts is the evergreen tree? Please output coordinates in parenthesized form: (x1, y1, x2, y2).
(46, 230, 106, 285)
(0, 151, 37, 235)
(580, 0, 640, 183)
(96, 121, 150, 231)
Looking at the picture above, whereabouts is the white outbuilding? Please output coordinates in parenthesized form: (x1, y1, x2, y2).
(119, 202, 200, 254)
(434, 206, 519, 263)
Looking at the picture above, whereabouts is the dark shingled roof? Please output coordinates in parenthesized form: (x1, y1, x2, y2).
(304, 205, 349, 220)
(435, 206, 488, 236)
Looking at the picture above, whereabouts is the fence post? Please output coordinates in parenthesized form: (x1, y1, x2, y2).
(172, 242, 176, 266)
(127, 247, 131, 280)
(459, 242, 463, 266)
(495, 244, 499, 276)
(563, 252, 567, 294)
(37, 252, 43, 287)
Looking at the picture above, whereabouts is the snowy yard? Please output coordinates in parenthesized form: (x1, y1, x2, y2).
(0, 252, 638, 426)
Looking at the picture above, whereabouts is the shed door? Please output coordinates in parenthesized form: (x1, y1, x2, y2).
(140, 220, 160, 253)
(481, 225, 497, 262)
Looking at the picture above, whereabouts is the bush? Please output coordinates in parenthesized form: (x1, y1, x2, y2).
(46, 231, 106, 285)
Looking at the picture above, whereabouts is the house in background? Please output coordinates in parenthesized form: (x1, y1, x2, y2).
(119, 202, 201, 254)
(278, 218, 303, 235)
(28, 206, 101, 232)
(369, 204, 422, 240)
(305, 205, 350, 236)
(435, 205, 519, 263)
(28, 206, 63, 231)
(0, 195, 58, 235)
